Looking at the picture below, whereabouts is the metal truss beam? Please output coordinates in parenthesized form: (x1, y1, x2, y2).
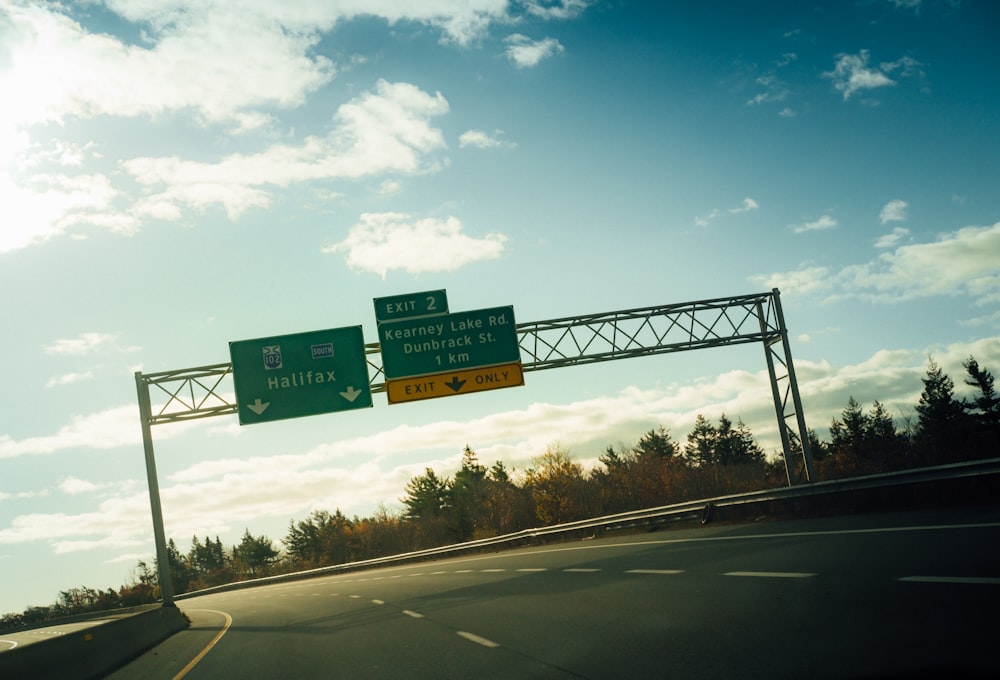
(136, 290, 814, 480)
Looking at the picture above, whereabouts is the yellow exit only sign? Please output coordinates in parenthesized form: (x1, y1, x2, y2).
(386, 361, 524, 404)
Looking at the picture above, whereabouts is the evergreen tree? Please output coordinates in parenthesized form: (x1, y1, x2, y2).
(450, 446, 488, 540)
(828, 396, 868, 472)
(963, 356, 1000, 457)
(714, 415, 765, 466)
(481, 460, 533, 535)
(827, 397, 906, 474)
(233, 529, 279, 577)
(683, 414, 763, 466)
(157, 538, 191, 595)
(866, 400, 905, 469)
(683, 414, 717, 466)
(634, 426, 679, 459)
(594, 443, 639, 513)
(283, 509, 353, 567)
(914, 358, 969, 463)
(401, 468, 450, 520)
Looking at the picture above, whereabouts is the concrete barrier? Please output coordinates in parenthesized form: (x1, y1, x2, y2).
(0, 604, 188, 680)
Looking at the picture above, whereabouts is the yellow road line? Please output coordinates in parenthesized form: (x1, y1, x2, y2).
(172, 609, 233, 680)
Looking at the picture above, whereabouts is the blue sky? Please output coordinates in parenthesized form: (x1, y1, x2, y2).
(1, 0, 998, 615)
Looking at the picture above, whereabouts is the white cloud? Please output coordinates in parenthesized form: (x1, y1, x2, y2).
(696, 197, 758, 226)
(729, 197, 759, 214)
(0, 3, 535, 250)
(755, 221, 1000, 303)
(0, 4, 335, 128)
(505, 34, 565, 68)
(58, 477, 105, 495)
(522, 0, 593, 20)
(0, 404, 201, 460)
(1, 171, 123, 252)
(747, 75, 790, 106)
(0, 406, 139, 459)
(378, 180, 401, 196)
(44, 332, 119, 356)
(752, 266, 832, 296)
(695, 209, 721, 227)
(46, 372, 94, 388)
(824, 50, 895, 100)
(790, 215, 837, 233)
(122, 80, 449, 222)
(841, 222, 1000, 302)
(880, 199, 908, 224)
(324, 212, 508, 278)
(459, 129, 515, 149)
(875, 226, 910, 249)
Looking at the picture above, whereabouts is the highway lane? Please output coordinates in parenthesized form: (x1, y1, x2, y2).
(0, 618, 117, 652)
(108, 507, 1000, 679)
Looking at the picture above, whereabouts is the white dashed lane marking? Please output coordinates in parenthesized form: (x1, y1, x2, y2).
(457, 631, 501, 648)
(626, 569, 685, 575)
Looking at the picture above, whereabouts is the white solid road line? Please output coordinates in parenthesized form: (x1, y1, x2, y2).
(723, 571, 816, 578)
(898, 576, 1000, 585)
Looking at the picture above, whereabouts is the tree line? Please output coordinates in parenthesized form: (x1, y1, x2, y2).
(3, 356, 996, 629)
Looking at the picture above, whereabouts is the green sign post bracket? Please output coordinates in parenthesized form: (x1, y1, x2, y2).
(378, 305, 520, 380)
(229, 326, 372, 425)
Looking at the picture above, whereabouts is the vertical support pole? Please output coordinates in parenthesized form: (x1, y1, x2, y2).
(758, 299, 796, 486)
(135, 372, 175, 606)
(773, 290, 816, 482)
(759, 290, 816, 484)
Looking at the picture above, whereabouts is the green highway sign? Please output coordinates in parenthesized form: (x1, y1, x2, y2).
(374, 289, 448, 324)
(229, 326, 372, 425)
(378, 305, 520, 380)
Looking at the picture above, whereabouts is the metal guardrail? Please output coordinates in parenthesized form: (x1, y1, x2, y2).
(175, 457, 1000, 600)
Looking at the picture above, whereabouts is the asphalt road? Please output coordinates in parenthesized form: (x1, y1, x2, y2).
(107, 507, 1000, 679)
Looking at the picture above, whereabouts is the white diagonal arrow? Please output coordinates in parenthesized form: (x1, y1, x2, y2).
(340, 386, 362, 402)
(247, 398, 269, 415)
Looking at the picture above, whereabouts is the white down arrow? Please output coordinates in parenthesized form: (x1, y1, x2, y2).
(247, 398, 270, 415)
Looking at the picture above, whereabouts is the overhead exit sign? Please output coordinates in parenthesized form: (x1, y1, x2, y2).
(378, 305, 520, 380)
(229, 326, 372, 425)
(373, 290, 448, 324)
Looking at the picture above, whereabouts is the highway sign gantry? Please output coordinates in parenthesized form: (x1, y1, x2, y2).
(229, 326, 372, 425)
(377, 305, 520, 380)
